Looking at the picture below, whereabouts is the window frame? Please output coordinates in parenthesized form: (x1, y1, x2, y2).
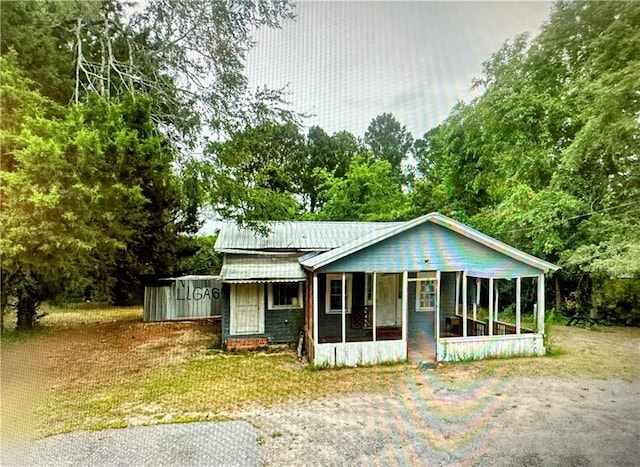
(325, 273, 353, 314)
(415, 272, 437, 312)
(268, 282, 303, 310)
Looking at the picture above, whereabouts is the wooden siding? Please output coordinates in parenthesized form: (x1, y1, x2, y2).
(221, 282, 303, 344)
(317, 222, 543, 278)
(407, 278, 433, 338)
(314, 340, 406, 366)
(265, 308, 303, 343)
(437, 334, 545, 362)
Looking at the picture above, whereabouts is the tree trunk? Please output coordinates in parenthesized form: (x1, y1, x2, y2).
(16, 278, 39, 329)
(555, 274, 562, 313)
(590, 275, 600, 319)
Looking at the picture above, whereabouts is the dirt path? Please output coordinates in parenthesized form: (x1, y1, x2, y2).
(2, 311, 639, 465)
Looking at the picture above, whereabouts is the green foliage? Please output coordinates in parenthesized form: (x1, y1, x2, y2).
(0, 0, 78, 104)
(0, 58, 145, 323)
(176, 236, 222, 276)
(411, 1, 640, 321)
(204, 121, 306, 226)
(593, 277, 640, 326)
(364, 112, 414, 184)
(314, 155, 410, 221)
(303, 126, 361, 212)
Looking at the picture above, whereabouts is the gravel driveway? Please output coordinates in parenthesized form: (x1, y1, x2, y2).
(2, 421, 260, 467)
(240, 373, 640, 466)
(3, 374, 639, 466)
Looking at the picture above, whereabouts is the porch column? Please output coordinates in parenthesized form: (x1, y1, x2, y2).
(402, 271, 408, 343)
(341, 273, 346, 343)
(462, 272, 468, 337)
(537, 273, 545, 334)
(435, 271, 441, 343)
(313, 273, 319, 347)
(372, 272, 377, 342)
(515, 277, 521, 334)
(455, 272, 461, 316)
(488, 277, 494, 336)
(495, 282, 499, 322)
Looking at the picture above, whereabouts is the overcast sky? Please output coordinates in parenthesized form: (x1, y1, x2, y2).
(245, 1, 553, 140)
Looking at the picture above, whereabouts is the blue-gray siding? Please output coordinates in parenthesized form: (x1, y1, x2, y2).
(316, 273, 372, 340)
(317, 222, 543, 278)
(439, 272, 457, 332)
(221, 283, 303, 344)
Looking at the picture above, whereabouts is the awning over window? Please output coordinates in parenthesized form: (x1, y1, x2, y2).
(220, 254, 307, 283)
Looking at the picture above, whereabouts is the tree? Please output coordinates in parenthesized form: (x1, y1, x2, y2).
(412, 1, 640, 317)
(315, 155, 409, 221)
(0, 0, 78, 104)
(364, 113, 414, 184)
(302, 126, 361, 212)
(204, 121, 306, 227)
(1, 0, 298, 148)
(77, 95, 196, 305)
(1, 0, 299, 320)
(412, 102, 494, 220)
(0, 56, 145, 327)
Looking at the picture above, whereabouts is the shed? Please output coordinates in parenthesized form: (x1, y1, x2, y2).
(143, 275, 225, 321)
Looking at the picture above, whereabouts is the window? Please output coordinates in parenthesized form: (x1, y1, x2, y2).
(269, 282, 302, 309)
(325, 274, 352, 314)
(416, 272, 436, 312)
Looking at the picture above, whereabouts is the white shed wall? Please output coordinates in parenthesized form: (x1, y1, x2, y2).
(143, 276, 222, 321)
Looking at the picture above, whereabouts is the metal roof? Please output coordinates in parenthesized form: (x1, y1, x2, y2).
(300, 213, 560, 274)
(215, 214, 559, 279)
(219, 254, 306, 283)
(215, 221, 402, 252)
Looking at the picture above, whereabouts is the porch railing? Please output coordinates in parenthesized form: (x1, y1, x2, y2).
(442, 317, 534, 337)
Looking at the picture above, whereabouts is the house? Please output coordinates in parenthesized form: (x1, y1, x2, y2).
(214, 213, 559, 365)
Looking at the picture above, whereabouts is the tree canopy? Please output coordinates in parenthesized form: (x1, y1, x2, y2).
(412, 0, 639, 321)
(2, 0, 638, 327)
(0, 0, 295, 327)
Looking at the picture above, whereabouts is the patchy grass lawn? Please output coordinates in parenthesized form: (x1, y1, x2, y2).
(2, 303, 639, 441)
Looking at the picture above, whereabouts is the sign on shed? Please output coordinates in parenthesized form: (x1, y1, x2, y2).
(143, 275, 223, 321)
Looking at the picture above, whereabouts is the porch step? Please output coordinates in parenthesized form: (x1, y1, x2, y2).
(225, 337, 268, 351)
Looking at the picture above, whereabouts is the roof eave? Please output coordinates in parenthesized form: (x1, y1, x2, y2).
(300, 212, 560, 273)
(427, 213, 560, 273)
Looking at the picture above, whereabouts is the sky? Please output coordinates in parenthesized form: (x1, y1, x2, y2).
(245, 1, 553, 140)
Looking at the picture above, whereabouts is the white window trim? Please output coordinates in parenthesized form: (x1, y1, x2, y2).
(325, 273, 352, 314)
(268, 282, 303, 310)
(415, 272, 437, 312)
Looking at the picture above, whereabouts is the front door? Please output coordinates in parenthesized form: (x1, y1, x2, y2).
(230, 283, 264, 335)
(376, 274, 400, 326)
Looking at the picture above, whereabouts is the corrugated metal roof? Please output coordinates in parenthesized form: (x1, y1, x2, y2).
(300, 213, 560, 274)
(220, 254, 306, 282)
(214, 221, 401, 252)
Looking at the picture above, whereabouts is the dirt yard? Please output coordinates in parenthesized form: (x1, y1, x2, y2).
(1, 305, 639, 465)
